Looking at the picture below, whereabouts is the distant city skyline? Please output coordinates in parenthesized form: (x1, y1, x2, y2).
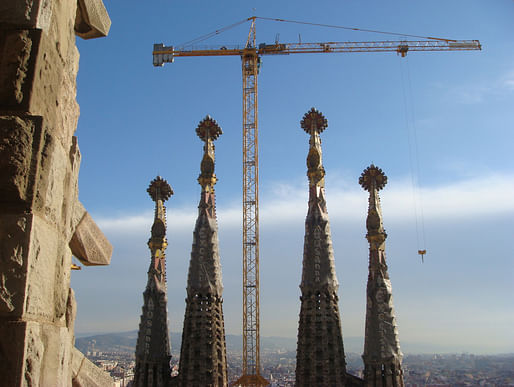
(71, 0, 514, 355)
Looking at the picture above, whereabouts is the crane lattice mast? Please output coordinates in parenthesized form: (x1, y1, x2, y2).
(239, 18, 268, 386)
(152, 17, 480, 387)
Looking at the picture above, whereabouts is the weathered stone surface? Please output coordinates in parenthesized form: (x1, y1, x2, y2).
(0, 320, 27, 386)
(0, 23, 80, 143)
(66, 288, 77, 345)
(0, 116, 40, 206)
(23, 214, 71, 321)
(0, 29, 41, 110)
(31, 22, 80, 145)
(0, 214, 31, 317)
(37, 323, 74, 386)
(69, 212, 112, 266)
(70, 200, 87, 238)
(0, 320, 75, 386)
(0, 0, 53, 30)
(0, 0, 112, 384)
(32, 133, 75, 229)
(72, 347, 113, 387)
(75, 0, 111, 39)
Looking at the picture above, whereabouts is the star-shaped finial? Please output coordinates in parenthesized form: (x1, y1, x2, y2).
(196, 115, 222, 142)
(359, 164, 387, 192)
(148, 176, 173, 202)
(301, 108, 328, 134)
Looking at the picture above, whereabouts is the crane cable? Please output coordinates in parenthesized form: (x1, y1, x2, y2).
(254, 16, 455, 42)
(177, 17, 250, 48)
(399, 56, 427, 261)
(177, 16, 456, 49)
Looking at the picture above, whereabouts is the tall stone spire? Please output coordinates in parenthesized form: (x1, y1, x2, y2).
(178, 116, 228, 387)
(134, 176, 174, 387)
(359, 165, 404, 387)
(296, 108, 347, 387)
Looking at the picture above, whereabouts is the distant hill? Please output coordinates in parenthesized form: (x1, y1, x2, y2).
(77, 330, 498, 356)
(75, 330, 365, 355)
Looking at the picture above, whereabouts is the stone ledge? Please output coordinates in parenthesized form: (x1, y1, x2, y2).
(70, 212, 112, 266)
(72, 347, 114, 387)
(75, 0, 111, 40)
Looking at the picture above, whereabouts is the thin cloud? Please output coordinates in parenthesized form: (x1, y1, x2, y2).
(94, 173, 514, 235)
(501, 69, 514, 90)
(442, 68, 514, 104)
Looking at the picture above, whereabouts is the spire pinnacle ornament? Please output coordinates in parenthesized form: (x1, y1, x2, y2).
(134, 176, 173, 387)
(178, 116, 228, 387)
(360, 164, 387, 243)
(296, 109, 348, 386)
(197, 115, 222, 191)
(301, 108, 328, 188)
(148, 175, 173, 202)
(360, 165, 404, 387)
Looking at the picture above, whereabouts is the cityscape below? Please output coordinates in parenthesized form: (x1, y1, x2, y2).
(77, 330, 514, 387)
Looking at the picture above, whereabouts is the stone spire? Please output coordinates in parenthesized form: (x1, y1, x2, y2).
(359, 165, 404, 387)
(134, 176, 174, 387)
(296, 108, 347, 387)
(178, 116, 228, 387)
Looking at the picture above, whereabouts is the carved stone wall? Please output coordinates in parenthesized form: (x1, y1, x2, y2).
(0, 0, 112, 385)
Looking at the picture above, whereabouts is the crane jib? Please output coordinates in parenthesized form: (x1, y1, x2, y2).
(152, 39, 481, 66)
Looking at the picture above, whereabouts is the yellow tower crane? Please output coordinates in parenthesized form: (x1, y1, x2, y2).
(153, 16, 480, 387)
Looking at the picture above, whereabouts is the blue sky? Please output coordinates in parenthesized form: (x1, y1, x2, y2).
(72, 0, 514, 354)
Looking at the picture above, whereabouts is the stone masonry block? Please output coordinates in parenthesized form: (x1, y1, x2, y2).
(70, 212, 112, 266)
(0, 320, 74, 386)
(24, 214, 72, 322)
(0, 115, 43, 207)
(33, 131, 77, 230)
(75, 0, 111, 40)
(0, 2, 80, 135)
(38, 323, 74, 386)
(0, 320, 27, 386)
(72, 347, 114, 387)
(32, 1, 81, 145)
(0, 29, 41, 110)
(0, 214, 32, 317)
(0, 0, 53, 30)
(0, 115, 81, 230)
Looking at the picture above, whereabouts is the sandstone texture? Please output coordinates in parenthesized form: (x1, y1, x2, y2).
(72, 347, 113, 387)
(0, 0, 112, 386)
(70, 212, 113, 266)
(75, 0, 111, 39)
